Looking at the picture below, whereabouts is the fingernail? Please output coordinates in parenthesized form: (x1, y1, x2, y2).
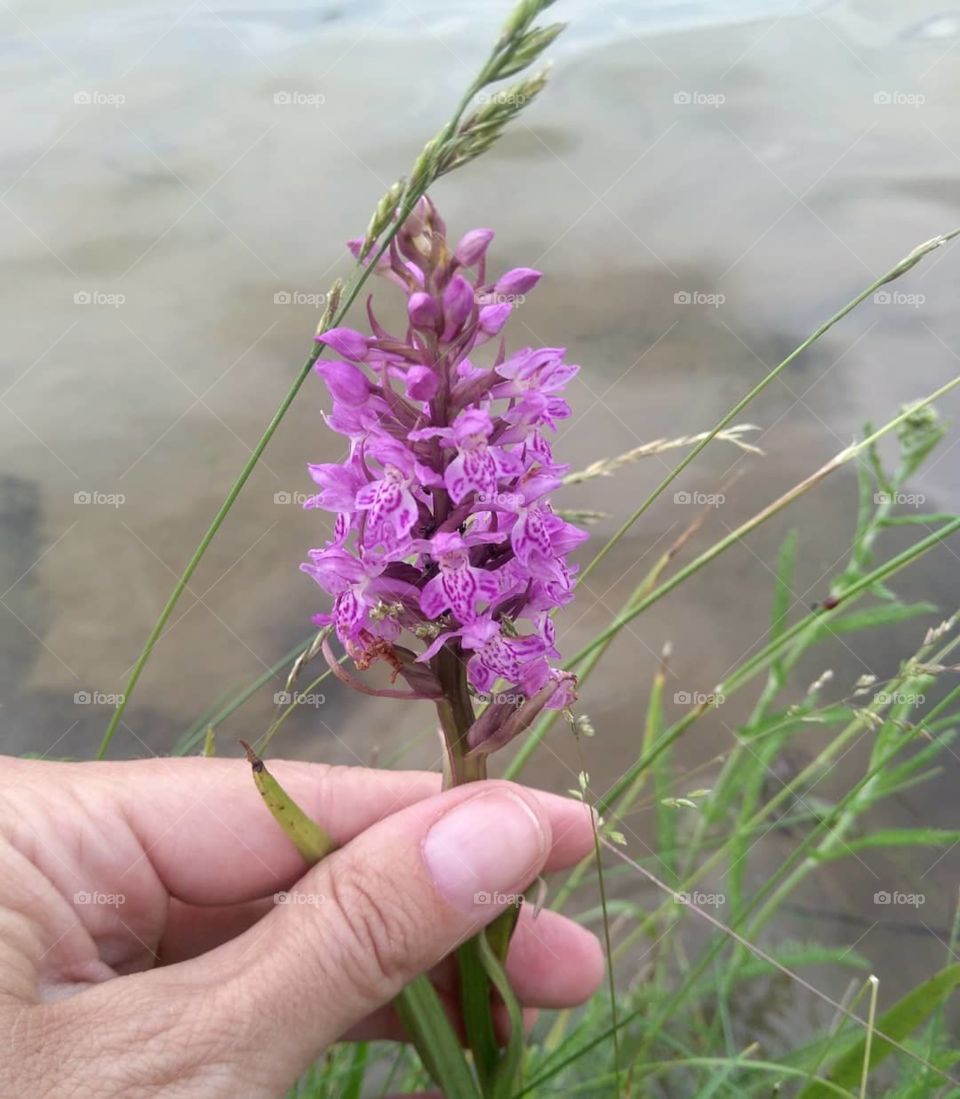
(423, 791, 547, 913)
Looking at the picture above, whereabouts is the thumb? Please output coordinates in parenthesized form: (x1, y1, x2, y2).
(214, 780, 558, 1086)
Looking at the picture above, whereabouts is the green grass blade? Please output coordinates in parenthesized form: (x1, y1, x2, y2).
(796, 965, 960, 1099)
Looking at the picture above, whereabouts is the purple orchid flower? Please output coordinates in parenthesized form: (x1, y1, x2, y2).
(302, 196, 584, 732)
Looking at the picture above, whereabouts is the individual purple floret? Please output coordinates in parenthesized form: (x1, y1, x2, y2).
(301, 196, 584, 729)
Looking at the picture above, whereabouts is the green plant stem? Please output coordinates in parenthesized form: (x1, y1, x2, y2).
(572, 377, 959, 672)
(579, 228, 960, 587)
(434, 648, 525, 1098)
(175, 634, 314, 755)
(98, 18, 548, 760)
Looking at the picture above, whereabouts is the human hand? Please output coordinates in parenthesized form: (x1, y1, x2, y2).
(0, 756, 603, 1097)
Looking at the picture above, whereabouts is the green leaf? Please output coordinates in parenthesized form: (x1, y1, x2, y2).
(457, 934, 499, 1092)
(394, 976, 484, 1099)
(240, 742, 479, 1096)
(478, 929, 526, 1099)
(815, 828, 960, 859)
(241, 741, 336, 864)
(828, 601, 937, 635)
(736, 941, 871, 982)
(341, 1043, 368, 1099)
(797, 964, 960, 1098)
(880, 512, 959, 527)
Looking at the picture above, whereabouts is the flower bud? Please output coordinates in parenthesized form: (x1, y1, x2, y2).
(454, 228, 494, 266)
(405, 364, 439, 400)
(478, 301, 512, 336)
(315, 360, 371, 406)
(316, 326, 369, 361)
(495, 267, 542, 296)
(408, 291, 441, 330)
(442, 274, 474, 338)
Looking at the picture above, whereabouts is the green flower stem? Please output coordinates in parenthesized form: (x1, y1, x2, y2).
(434, 647, 525, 1098)
(99, 0, 563, 759)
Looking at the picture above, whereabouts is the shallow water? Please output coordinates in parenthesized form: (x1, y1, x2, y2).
(2, 0, 960, 1035)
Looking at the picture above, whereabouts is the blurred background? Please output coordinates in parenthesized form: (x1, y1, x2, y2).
(2, 0, 960, 1037)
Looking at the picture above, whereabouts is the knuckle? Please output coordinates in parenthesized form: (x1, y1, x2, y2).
(322, 858, 420, 1002)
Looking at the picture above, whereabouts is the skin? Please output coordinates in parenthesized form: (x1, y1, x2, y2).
(0, 756, 604, 1097)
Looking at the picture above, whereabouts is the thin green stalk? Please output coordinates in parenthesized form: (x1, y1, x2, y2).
(579, 228, 960, 586)
(99, 0, 562, 758)
(593, 515, 960, 816)
(175, 634, 314, 755)
(509, 461, 960, 787)
(570, 376, 960, 672)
